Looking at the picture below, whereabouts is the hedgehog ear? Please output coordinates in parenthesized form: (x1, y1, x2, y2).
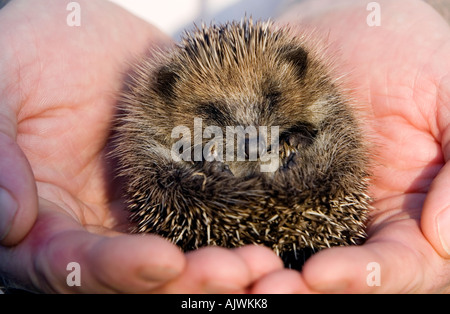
(154, 65, 180, 99)
(280, 45, 308, 80)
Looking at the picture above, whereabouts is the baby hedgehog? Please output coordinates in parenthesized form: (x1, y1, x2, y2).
(112, 19, 371, 269)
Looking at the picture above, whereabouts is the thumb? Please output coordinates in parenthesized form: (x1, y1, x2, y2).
(421, 79, 450, 258)
(0, 114, 38, 246)
(421, 161, 450, 258)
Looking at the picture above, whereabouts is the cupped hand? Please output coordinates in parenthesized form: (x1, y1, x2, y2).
(252, 0, 450, 293)
(0, 0, 283, 293)
(3, 0, 449, 294)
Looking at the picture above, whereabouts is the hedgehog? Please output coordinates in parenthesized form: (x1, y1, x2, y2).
(112, 19, 371, 269)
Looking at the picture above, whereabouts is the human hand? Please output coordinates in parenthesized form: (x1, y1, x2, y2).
(250, 0, 450, 293)
(0, 0, 284, 293)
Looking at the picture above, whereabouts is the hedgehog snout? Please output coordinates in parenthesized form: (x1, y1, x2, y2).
(243, 132, 266, 160)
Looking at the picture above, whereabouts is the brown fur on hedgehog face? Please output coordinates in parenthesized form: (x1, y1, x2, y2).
(113, 20, 371, 268)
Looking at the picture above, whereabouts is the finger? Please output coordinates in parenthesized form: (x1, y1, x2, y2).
(233, 245, 284, 282)
(0, 132, 38, 246)
(420, 26, 450, 257)
(250, 269, 310, 294)
(0, 200, 185, 293)
(85, 234, 186, 293)
(154, 246, 252, 293)
(302, 224, 434, 293)
(422, 156, 450, 258)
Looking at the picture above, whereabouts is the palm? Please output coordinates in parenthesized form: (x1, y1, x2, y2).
(18, 49, 117, 232)
(15, 6, 161, 231)
(364, 34, 445, 292)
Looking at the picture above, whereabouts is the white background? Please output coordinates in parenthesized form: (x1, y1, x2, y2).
(108, 0, 299, 39)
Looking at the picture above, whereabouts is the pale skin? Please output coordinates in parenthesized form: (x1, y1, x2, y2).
(0, 0, 449, 293)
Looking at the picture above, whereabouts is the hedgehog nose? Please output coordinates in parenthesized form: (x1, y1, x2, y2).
(244, 134, 255, 160)
(244, 133, 265, 160)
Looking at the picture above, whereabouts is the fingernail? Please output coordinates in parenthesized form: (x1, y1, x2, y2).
(204, 281, 241, 294)
(0, 187, 18, 241)
(139, 266, 180, 282)
(311, 281, 348, 293)
(437, 209, 450, 255)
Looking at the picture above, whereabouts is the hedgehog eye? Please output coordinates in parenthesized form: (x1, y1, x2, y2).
(280, 45, 308, 80)
(265, 89, 281, 109)
(196, 103, 228, 125)
(280, 122, 317, 147)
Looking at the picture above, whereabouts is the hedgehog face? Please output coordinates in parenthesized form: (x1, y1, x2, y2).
(151, 24, 337, 178)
